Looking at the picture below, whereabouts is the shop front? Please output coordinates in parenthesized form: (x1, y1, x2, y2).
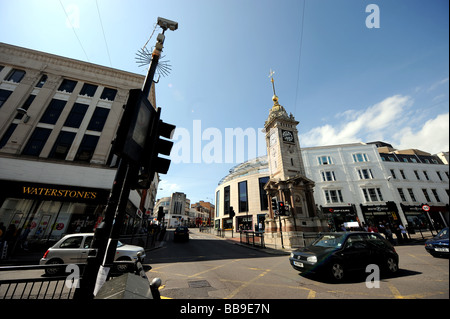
(401, 204, 449, 233)
(360, 203, 401, 227)
(321, 205, 358, 231)
(0, 180, 109, 254)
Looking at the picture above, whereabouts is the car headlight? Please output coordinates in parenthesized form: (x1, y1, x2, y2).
(307, 256, 317, 263)
(290, 253, 294, 258)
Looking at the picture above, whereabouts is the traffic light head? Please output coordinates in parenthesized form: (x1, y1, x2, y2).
(278, 201, 285, 215)
(271, 197, 278, 211)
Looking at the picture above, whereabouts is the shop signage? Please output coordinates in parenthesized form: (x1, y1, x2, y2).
(0, 180, 109, 204)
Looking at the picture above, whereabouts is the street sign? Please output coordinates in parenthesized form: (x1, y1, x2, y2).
(422, 204, 430, 212)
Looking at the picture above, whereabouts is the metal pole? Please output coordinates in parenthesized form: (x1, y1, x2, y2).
(74, 158, 128, 300)
(279, 214, 284, 249)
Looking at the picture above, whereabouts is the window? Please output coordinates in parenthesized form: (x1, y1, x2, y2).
(423, 171, 429, 180)
(100, 88, 117, 101)
(0, 89, 13, 108)
(400, 170, 407, 179)
(407, 188, 417, 202)
(22, 128, 52, 156)
(15, 95, 35, 119)
(259, 176, 269, 211)
(318, 156, 332, 165)
(64, 103, 88, 128)
(224, 186, 230, 215)
(5, 69, 26, 83)
(36, 74, 47, 88)
(238, 181, 248, 212)
(87, 107, 110, 131)
(352, 153, 368, 162)
(324, 189, 344, 203)
(79, 83, 98, 97)
(75, 135, 99, 162)
(39, 99, 67, 124)
(60, 236, 83, 248)
(49, 131, 76, 160)
(362, 187, 383, 202)
(431, 189, 441, 202)
(357, 168, 374, 180)
(414, 170, 420, 180)
(397, 188, 407, 201)
(58, 79, 77, 93)
(321, 170, 336, 182)
(422, 189, 431, 202)
(215, 191, 220, 218)
(436, 171, 443, 181)
(0, 123, 18, 148)
(390, 169, 397, 180)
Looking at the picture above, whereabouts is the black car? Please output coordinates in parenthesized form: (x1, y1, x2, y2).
(289, 232, 399, 281)
(174, 226, 189, 242)
(425, 227, 449, 257)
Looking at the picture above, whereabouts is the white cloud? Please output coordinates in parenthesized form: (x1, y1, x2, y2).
(394, 112, 449, 154)
(300, 95, 412, 147)
(300, 94, 449, 154)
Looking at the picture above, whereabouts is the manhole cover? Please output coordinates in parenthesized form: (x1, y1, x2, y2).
(188, 280, 211, 288)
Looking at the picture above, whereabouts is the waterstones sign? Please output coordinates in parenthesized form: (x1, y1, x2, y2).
(0, 180, 109, 204)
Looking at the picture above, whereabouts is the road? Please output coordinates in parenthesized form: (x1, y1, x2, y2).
(146, 228, 449, 299)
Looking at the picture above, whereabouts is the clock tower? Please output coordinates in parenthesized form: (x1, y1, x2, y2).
(263, 74, 327, 249)
(264, 93, 306, 181)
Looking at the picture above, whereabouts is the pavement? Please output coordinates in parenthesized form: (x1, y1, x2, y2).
(0, 228, 437, 266)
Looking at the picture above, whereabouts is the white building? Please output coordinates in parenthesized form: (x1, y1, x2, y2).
(215, 142, 449, 232)
(154, 192, 190, 228)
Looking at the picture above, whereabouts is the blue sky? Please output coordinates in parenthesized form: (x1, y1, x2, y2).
(1, 0, 448, 204)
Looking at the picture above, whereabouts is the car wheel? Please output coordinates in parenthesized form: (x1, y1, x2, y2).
(385, 257, 399, 274)
(45, 259, 63, 276)
(330, 262, 344, 281)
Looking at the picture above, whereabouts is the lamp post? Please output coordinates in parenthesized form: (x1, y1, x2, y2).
(74, 17, 178, 300)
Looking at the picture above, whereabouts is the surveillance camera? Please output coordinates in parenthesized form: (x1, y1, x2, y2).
(16, 108, 28, 115)
(157, 17, 178, 31)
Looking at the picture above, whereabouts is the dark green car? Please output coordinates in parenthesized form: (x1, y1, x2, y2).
(289, 232, 399, 281)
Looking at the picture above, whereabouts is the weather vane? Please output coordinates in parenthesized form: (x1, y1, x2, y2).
(268, 69, 276, 96)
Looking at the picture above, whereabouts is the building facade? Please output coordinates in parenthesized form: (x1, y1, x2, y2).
(215, 141, 449, 236)
(154, 192, 190, 228)
(0, 43, 158, 252)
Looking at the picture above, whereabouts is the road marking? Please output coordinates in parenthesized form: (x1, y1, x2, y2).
(188, 259, 241, 278)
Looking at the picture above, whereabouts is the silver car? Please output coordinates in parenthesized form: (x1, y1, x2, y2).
(40, 233, 146, 275)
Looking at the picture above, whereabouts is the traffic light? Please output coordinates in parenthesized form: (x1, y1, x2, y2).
(271, 197, 278, 212)
(229, 206, 235, 218)
(132, 107, 176, 189)
(157, 206, 164, 222)
(278, 201, 286, 216)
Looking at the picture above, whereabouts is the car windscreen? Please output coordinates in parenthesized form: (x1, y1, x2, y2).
(311, 234, 346, 248)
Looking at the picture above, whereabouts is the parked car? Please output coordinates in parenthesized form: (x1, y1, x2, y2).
(289, 232, 399, 281)
(425, 227, 449, 258)
(40, 233, 146, 275)
(173, 226, 189, 242)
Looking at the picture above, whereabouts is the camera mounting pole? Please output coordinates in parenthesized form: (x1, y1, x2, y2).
(74, 17, 178, 300)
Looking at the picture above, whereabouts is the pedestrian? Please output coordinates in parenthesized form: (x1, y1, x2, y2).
(0, 222, 5, 241)
(394, 224, 403, 244)
(400, 224, 409, 241)
(385, 226, 395, 245)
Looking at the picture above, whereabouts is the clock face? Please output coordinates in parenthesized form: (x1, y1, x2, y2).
(282, 130, 294, 143)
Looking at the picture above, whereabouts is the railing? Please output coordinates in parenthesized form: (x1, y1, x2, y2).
(0, 264, 82, 299)
(0, 260, 137, 300)
(239, 231, 265, 248)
